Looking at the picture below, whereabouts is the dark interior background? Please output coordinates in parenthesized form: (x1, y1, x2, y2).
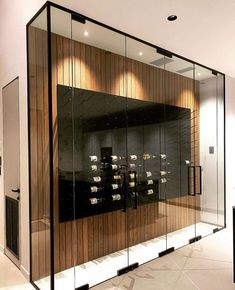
(57, 85, 191, 222)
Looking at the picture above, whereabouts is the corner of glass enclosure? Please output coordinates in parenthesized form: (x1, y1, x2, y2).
(27, 3, 226, 290)
(27, 4, 52, 290)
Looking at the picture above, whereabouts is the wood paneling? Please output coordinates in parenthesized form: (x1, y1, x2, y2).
(28, 26, 51, 281)
(29, 27, 201, 280)
(51, 33, 200, 273)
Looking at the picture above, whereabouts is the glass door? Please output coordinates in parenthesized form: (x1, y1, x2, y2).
(71, 17, 129, 289)
(194, 65, 225, 238)
(125, 36, 169, 266)
(164, 56, 197, 249)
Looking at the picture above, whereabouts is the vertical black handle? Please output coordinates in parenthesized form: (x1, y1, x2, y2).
(195, 166, 202, 195)
(188, 166, 196, 196)
(121, 172, 127, 212)
(133, 171, 137, 209)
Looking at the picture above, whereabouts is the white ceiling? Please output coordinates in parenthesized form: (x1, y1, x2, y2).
(50, 0, 235, 77)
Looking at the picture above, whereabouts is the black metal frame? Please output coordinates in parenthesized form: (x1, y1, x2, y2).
(26, 2, 227, 290)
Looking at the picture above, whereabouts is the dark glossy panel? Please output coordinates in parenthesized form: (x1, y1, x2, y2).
(57, 85, 191, 222)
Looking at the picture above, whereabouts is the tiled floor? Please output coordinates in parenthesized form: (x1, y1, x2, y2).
(37, 222, 217, 289)
(0, 253, 34, 290)
(0, 228, 235, 289)
(93, 228, 235, 290)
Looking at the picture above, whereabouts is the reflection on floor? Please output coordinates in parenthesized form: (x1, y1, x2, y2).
(93, 227, 234, 290)
(36, 222, 221, 289)
(0, 226, 234, 290)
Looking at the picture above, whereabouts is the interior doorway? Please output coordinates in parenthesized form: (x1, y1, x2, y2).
(2, 77, 20, 267)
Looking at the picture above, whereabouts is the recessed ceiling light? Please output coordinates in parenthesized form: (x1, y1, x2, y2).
(167, 15, 177, 21)
(139, 52, 143, 56)
(84, 30, 89, 36)
(197, 72, 201, 76)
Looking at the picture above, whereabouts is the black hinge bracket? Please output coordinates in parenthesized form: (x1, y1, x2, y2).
(212, 70, 218, 76)
(75, 284, 89, 290)
(158, 247, 175, 257)
(117, 262, 139, 276)
(156, 47, 173, 58)
(189, 235, 202, 244)
(72, 13, 86, 24)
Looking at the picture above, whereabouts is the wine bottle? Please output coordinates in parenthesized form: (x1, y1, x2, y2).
(89, 155, 98, 162)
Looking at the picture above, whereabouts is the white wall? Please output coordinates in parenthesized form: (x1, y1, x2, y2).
(0, 0, 48, 277)
(199, 76, 225, 226)
(0, 0, 235, 280)
(225, 76, 235, 228)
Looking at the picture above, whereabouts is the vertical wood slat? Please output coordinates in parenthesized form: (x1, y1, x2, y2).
(51, 33, 61, 274)
(77, 219, 83, 265)
(35, 28, 46, 279)
(42, 26, 50, 277)
(29, 26, 39, 281)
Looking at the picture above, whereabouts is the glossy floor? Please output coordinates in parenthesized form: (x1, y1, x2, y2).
(0, 227, 234, 290)
(37, 222, 217, 289)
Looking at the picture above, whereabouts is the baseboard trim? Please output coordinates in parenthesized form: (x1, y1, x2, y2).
(20, 265, 30, 281)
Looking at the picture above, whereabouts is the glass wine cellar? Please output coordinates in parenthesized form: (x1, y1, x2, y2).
(27, 3, 225, 290)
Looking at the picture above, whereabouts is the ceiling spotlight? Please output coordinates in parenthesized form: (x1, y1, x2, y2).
(197, 72, 201, 76)
(139, 52, 143, 56)
(84, 30, 89, 36)
(167, 15, 177, 21)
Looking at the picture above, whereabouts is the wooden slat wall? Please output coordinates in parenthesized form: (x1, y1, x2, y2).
(51, 34, 200, 273)
(28, 26, 51, 281)
(30, 27, 200, 280)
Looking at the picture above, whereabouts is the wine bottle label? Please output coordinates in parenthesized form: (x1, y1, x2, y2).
(130, 155, 137, 160)
(147, 189, 154, 195)
(90, 186, 98, 193)
(111, 155, 118, 162)
(146, 171, 152, 177)
(112, 184, 118, 190)
(129, 173, 135, 179)
(147, 179, 153, 185)
(113, 175, 121, 180)
(129, 182, 135, 187)
(160, 154, 167, 160)
(160, 170, 167, 176)
(112, 194, 121, 200)
(143, 153, 150, 160)
(90, 198, 98, 204)
(161, 178, 167, 183)
(93, 176, 101, 182)
(91, 165, 97, 171)
(111, 164, 118, 170)
(89, 155, 98, 162)
(130, 163, 135, 169)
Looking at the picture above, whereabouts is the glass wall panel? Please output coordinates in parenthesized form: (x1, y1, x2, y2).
(125, 37, 167, 265)
(217, 73, 225, 228)
(164, 56, 197, 249)
(195, 65, 218, 236)
(28, 4, 226, 290)
(71, 18, 128, 288)
(50, 6, 75, 290)
(28, 7, 51, 290)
